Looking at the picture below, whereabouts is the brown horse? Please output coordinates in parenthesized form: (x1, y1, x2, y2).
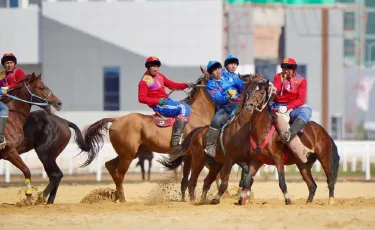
(233, 79, 340, 205)
(16, 110, 90, 204)
(0, 73, 62, 200)
(158, 76, 263, 203)
(82, 67, 216, 202)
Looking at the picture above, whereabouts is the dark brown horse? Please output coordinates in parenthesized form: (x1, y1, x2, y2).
(135, 149, 154, 180)
(81, 67, 216, 202)
(159, 75, 263, 202)
(16, 110, 90, 204)
(234, 79, 340, 205)
(0, 73, 62, 201)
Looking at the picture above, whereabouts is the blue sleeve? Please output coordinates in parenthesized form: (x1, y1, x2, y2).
(233, 77, 245, 91)
(206, 81, 228, 106)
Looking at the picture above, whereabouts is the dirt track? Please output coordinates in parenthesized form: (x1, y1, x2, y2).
(0, 174, 374, 230)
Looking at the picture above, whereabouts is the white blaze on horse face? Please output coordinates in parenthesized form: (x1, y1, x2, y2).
(255, 85, 259, 91)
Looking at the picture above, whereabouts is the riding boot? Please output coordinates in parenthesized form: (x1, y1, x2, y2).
(0, 117, 8, 149)
(170, 118, 188, 147)
(281, 118, 306, 142)
(204, 126, 221, 158)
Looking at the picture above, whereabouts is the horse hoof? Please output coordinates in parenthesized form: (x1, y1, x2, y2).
(210, 199, 220, 205)
(110, 192, 118, 202)
(237, 197, 247, 205)
(329, 197, 335, 205)
(306, 199, 313, 204)
(285, 199, 292, 205)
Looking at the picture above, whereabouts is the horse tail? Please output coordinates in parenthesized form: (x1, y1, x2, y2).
(66, 120, 91, 153)
(329, 137, 340, 189)
(158, 156, 183, 170)
(158, 126, 203, 170)
(80, 118, 115, 167)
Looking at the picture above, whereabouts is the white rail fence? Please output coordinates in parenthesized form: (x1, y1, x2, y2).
(0, 141, 374, 183)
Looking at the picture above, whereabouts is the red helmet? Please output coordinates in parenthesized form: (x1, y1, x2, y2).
(280, 58, 297, 70)
(1, 53, 17, 66)
(145, 56, 161, 68)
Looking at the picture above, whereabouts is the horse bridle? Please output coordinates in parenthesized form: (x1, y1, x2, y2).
(6, 81, 52, 107)
(244, 80, 274, 113)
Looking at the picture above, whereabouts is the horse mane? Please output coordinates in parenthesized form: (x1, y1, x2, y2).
(180, 76, 207, 105)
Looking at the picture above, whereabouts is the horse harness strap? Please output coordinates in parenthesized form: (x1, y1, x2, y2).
(249, 125, 276, 154)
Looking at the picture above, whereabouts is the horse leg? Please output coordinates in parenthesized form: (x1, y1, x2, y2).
(200, 161, 222, 205)
(140, 160, 145, 181)
(148, 159, 152, 181)
(296, 158, 317, 204)
(239, 160, 263, 205)
(181, 156, 191, 202)
(113, 157, 132, 202)
(4, 149, 33, 200)
(188, 155, 206, 202)
(38, 157, 63, 204)
(105, 157, 120, 202)
(211, 159, 233, 204)
(275, 159, 292, 205)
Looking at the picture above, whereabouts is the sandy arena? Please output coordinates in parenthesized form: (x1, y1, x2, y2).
(0, 173, 374, 230)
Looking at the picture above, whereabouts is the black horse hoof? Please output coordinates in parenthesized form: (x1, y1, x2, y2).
(285, 199, 292, 205)
(210, 199, 220, 205)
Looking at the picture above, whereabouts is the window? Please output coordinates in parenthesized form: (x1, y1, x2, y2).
(365, 0, 375, 8)
(9, 0, 18, 7)
(344, 12, 355, 31)
(365, 39, 375, 64)
(344, 39, 355, 57)
(367, 12, 375, 35)
(103, 67, 120, 111)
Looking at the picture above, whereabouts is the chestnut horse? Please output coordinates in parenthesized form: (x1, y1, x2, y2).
(17, 110, 91, 204)
(82, 67, 215, 202)
(0, 73, 62, 201)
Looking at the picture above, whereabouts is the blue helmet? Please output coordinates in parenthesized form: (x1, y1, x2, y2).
(207, 61, 222, 74)
(224, 54, 239, 66)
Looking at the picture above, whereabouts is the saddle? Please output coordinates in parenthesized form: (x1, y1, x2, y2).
(152, 112, 175, 127)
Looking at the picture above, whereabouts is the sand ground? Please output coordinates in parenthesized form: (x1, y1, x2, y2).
(0, 173, 374, 230)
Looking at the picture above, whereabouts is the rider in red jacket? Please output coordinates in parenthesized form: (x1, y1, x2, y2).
(272, 58, 312, 142)
(0, 53, 26, 148)
(138, 56, 194, 148)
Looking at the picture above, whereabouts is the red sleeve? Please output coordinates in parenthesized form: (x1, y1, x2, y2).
(273, 74, 282, 94)
(286, 79, 307, 110)
(14, 69, 26, 82)
(138, 81, 160, 107)
(163, 75, 188, 90)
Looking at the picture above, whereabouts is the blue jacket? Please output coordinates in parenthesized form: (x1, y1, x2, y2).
(206, 71, 244, 107)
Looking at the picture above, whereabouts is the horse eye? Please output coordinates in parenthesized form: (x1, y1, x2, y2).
(40, 87, 45, 90)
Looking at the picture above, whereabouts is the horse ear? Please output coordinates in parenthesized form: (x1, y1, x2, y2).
(200, 65, 210, 78)
(31, 72, 36, 78)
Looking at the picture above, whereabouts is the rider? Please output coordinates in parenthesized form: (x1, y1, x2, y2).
(204, 60, 245, 158)
(0, 53, 26, 148)
(138, 56, 194, 148)
(222, 54, 239, 78)
(272, 58, 312, 159)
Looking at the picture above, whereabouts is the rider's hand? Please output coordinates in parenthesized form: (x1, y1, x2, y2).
(277, 106, 287, 114)
(159, 98, 166, 106)
(1, 90, 7, 95)
(186, 82, 195, 88)
(227, 89, 237, 99)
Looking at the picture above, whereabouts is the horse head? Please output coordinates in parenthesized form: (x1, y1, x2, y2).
(8, 73, 62, 111)
(242, 76, 275, 115)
